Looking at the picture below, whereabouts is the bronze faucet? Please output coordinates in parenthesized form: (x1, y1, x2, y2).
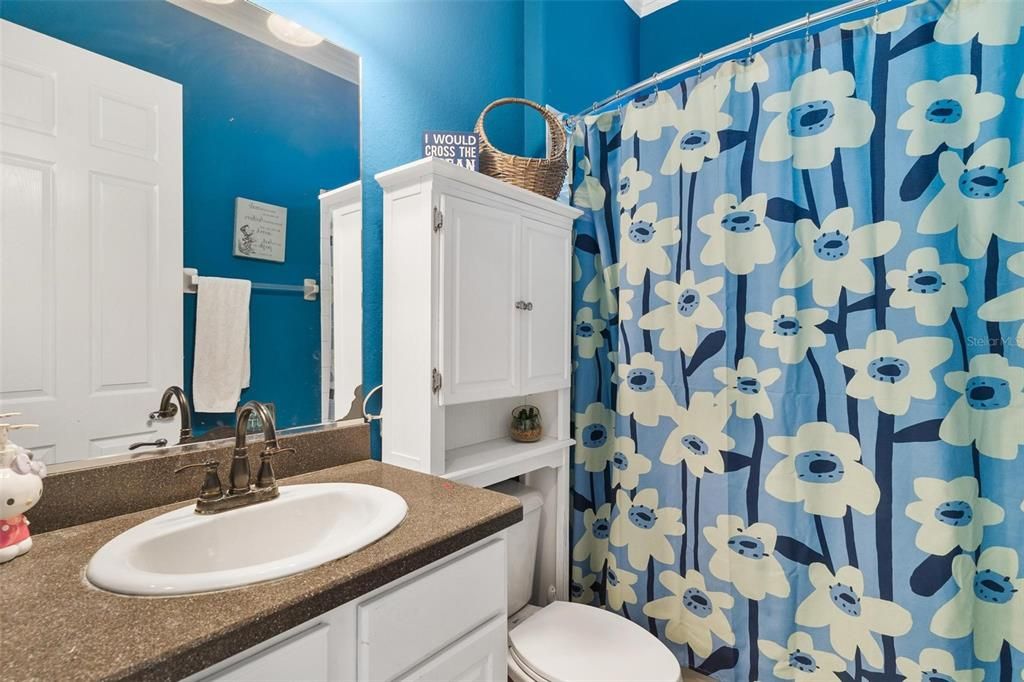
(175, 400, 294, 514)
(149, 386, 194, 444)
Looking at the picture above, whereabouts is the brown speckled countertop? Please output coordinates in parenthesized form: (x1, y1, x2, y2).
(0, 461, 522, 682)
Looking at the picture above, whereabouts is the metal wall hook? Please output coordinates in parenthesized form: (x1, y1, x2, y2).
(362, 384, 383, 424)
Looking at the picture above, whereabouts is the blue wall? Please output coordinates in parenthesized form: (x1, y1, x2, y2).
(638, 0, 839, 77)
(1, 0, 360, 433)
(523, 0, 640, 154)
(258, 0, 639, 454)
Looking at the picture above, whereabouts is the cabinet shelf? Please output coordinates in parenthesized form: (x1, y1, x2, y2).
(444, 436, 574, 488)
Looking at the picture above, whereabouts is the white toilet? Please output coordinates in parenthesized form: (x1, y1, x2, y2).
(492, 481, 681, 682)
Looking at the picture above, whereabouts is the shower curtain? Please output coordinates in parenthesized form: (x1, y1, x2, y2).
(568, 0, 1024, 679)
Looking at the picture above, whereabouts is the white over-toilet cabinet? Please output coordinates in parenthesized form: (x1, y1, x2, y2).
(377, 157, 580, 602)
(439, 193, 572, 403)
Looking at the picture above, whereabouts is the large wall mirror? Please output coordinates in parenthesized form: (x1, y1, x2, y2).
(0, 0, 361, 467)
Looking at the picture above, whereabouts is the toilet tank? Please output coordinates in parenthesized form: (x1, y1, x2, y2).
(488, 480, 544, 615)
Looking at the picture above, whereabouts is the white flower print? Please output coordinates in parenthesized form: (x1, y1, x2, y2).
(796, 563, 912, 667)
(766, 422, 880, 518)
(660, 73, 733, 174)
(609, 436, 651, 490)
(837, 330, 953, 416)
(780, 207, 901, 307)
(617, 158, 652, 210)
(574, 307, 606, 359)
(573, 253, 582, 282)
(582, 255, 619, 319)
(1018, 72, 1024, 99)
(840, 0, 926, 34)
(897, 74, 1004, 155)
(697, 193, 775, 275)
(621, 90, 678, 141)
(761, 68, 875, 170)
(643, 570, 734, 658)
(570, 566, 597, 605)
(979, 252, 1024, 351)
(713, 356, 781, 419)
(746, 295, 828, 365)
(605, 554, 639, 611)
(931, 547, 1024, 661)
(620, 202, 681, 286)
(940, 353, 1024, 460)
(720, 53, 770, 93)
(574, 156, 606, 211)
(610, 488, 684, 570)
(887, 247, 970, 326)
(758, 632, 847, 681)
(919, 138, 1024, 259)
(573, 503, 612, 573)
(616, 352, 681, 427)
(934, 0, 1024, 46)
(705, 515, 790, 600)
(638, 270, 724, 355)
(660, 392, 734, 478)
(574, 402, 615, 472)
(619, 288, 635, 321)
(897, 648, 984, 682)
(906, 476, 1005, 555)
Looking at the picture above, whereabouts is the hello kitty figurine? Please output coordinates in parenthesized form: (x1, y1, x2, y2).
(0, 416, 44, 564)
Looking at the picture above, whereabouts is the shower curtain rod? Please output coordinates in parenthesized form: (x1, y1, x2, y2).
(574, 0, 897, 118)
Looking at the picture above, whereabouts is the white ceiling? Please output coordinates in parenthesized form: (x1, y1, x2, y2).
(623, 0, 680, 18)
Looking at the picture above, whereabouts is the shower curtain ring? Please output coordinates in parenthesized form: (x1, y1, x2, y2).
(652, 72, 660, 92)
(873, 0, 882, 24)
(747, 33, 755, 59)
(804, 13, 812, 42)
(697, 52, 705, 81)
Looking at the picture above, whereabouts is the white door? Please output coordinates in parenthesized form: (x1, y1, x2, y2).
(520, 218, 571, 393)
(401, 617, 507, 681)
(0, 20, 183, 462)
(439, 194, 519, 405)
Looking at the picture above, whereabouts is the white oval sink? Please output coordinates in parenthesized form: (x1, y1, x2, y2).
(86, 483, 408, 596)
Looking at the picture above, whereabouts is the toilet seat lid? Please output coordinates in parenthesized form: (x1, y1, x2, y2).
(509, 601, 680, 682)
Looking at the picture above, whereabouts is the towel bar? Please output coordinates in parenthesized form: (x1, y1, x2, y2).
(182, 267, 319, 301)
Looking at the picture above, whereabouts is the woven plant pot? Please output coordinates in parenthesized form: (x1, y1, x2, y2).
(474, 98, 568, 199)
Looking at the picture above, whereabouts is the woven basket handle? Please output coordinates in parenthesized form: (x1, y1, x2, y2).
(474, 97, 567, 161)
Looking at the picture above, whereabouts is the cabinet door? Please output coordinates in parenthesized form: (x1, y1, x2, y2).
(200, 624, 329, 682)
(520, 218, 571, 393)
(439, 195, 520, 405)
(400, 617, 507, 681)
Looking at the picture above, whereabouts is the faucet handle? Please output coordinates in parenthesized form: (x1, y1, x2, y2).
(175, 460, 223, 501)
(256, 446, 294, 489)
(149, 404, 178, 420)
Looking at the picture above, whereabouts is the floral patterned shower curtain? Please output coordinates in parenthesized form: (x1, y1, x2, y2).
(568, 0, 1024, 679)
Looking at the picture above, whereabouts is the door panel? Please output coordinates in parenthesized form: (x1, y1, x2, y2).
(401, 617, 507, 682)
(439, 194, 519, 405)
(0, 20, 182, 461)
(521, 219, 571, 393)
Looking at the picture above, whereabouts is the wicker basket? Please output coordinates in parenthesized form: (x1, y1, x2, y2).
(474, 98, 568, 199)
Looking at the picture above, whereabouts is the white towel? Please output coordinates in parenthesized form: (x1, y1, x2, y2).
(192, 276, 251, 413)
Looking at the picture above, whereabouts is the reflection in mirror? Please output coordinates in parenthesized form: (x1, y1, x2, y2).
(0, 0, 360, 466)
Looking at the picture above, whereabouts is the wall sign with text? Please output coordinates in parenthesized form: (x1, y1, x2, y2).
(423, 131, 479, 170)
(233, 198, 287, 262)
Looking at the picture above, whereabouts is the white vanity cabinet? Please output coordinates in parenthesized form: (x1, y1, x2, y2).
(192, 537, 507, 682)
(376, 158, 580, 605)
